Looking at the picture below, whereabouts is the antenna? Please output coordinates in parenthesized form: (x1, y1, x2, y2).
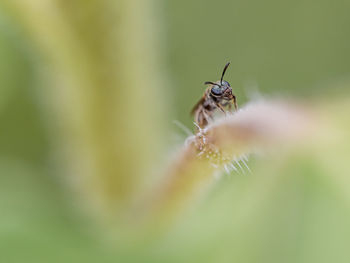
(204, 81, 219, 86)
(220, 62, 230, 85)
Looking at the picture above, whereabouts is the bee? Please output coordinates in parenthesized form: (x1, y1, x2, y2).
(191, 62, 237, 129)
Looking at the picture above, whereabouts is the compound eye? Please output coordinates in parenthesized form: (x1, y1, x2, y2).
(211, 86, 223, 96)
(222, 80, 230, 87)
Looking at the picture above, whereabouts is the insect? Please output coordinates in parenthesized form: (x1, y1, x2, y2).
(191, 62, 237, 129)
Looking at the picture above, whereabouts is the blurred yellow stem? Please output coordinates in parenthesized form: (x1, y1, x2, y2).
(1, 0, 166, 223)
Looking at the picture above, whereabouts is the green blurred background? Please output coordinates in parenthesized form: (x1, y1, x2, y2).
(166, 0, 350, 125)
(0, 0, 350, 262)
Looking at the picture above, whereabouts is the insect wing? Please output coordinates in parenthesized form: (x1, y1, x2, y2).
(190, 95, 205, 115)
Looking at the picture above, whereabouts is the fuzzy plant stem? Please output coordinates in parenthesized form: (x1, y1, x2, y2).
(138, 100, 313, 227)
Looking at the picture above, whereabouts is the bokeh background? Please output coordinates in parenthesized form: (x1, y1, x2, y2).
(0, 0, 350, 262)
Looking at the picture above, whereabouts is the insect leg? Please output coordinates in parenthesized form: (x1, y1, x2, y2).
(221, 101, 231, 111)
(232, 95, 238, 111)
(202, 110, 213, 126)
(195, 108, 210, 128)
(215, 103, 227, 115)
